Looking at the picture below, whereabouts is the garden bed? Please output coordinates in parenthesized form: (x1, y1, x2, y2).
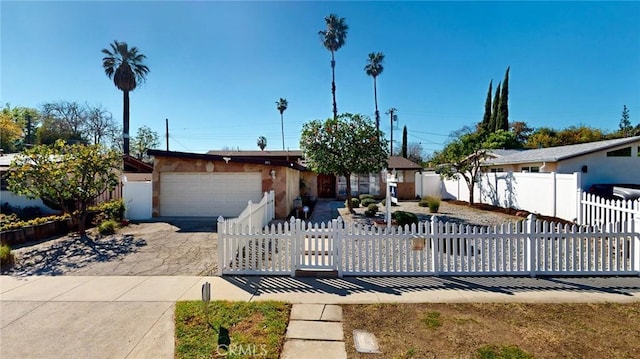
(0, 218, 73, 246)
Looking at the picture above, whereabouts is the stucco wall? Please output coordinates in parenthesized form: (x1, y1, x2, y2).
(152, 156, 294, 218)
(557, 144, 640, 189)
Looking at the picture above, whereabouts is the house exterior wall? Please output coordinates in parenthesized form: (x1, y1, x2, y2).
(152, 156, 294, 219)
(300, 171, 318, 200)
(557, 144, 640, 189)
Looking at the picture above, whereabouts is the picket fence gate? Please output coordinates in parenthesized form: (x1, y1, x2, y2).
(218, 215, 640, 277)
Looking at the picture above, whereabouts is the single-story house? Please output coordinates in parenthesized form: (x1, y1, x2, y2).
(146, 149, 423, 219)
(482, 136, 640, 189)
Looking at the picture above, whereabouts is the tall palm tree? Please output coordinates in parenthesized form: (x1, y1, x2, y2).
(257, 136, 267, 151)
(276, 98, 288, 150)
(364, 52, 385, 131)
(101, 40, 149, 155)
(319, 14, 348, 121)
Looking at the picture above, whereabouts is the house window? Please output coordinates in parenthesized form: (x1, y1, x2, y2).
(337, 173, 381, 196)
(490, 168, 504, 173)
(606, 147, 631, 157)
(521, 166, 539, 173)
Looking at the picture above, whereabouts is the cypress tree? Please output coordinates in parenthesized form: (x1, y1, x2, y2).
(490, 82, 501, 133)
(497, 66, 510, 131)
(480, 80, 492, 133)
(401, 125, 408, 158)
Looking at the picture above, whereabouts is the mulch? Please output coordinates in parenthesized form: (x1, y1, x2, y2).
(446, 199, 574, 225)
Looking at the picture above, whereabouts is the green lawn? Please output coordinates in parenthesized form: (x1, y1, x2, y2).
(175, 300, 291, 359)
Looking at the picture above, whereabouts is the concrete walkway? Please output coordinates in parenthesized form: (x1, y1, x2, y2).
(2, 275, 640, 358)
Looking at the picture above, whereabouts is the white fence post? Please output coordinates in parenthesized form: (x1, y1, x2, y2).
(334, 218, 343, 277)
(289, 217, 298, 277)
(217, 216, 225, 276)
(527, 214, 536, 277)
(431, 216, 439, 275)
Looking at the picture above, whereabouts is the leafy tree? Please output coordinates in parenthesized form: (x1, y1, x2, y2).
(300, 113, 388, 212)
(7, 140, 121, 237)
(525, 127, 559, 149)
(130, 126, 160, 162)
(510, 121, 533, 144)
(479, 80, 493, 133)
(431, 130, 487, 205)
(364, 52, 385, 131)
(257, 136, 267, 151)
(1, 104, 40, 148)
(496, 67, 510, 131)
(557, 125, 605, 145)
(102, 40, 150, 155)
(276, 98, 288, 150)
(0, 111, 23, 152)
(618, 105, 632, 137)
(319, 14, 348, 121)
(490, 82, 501, 132)
(483, 129, 521, 149)
(401, 125, 408, 158)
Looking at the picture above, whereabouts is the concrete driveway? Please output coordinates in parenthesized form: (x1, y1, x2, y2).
(2, 218, 219, 276)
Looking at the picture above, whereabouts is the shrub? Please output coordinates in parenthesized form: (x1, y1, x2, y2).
(1, 203, 43, 221)
(0, 214, 70, 231)
(418, 198, 429, 207)
(90, 199, 125, 221)
(364, 204, 378, 217)
(359, 194, 375, 201)
(98, 219, 118, 235)
(426, 196, 440, 213)
(0, 244, 15, 269)
(345, 198, 360, 208)
(392, 211, 419, 227)
(361, 198, 378, 207)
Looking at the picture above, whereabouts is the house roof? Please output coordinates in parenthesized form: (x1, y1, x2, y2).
(207, 150, 303, 159)
(387, 156, 422, 170)
(147, 149, 307, 171)
(484, 136, 640, 166)
(123, 155, 153, 173)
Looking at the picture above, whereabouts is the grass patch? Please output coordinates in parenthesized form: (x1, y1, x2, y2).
(421, 311, 441, 329)
(175, 300, 290, 359)
(343, 302, 640, 358)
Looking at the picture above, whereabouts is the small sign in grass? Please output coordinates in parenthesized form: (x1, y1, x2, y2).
(175, 300, 291, 359)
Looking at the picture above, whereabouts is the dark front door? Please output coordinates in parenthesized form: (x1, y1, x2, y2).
(317, 174, 336, 198)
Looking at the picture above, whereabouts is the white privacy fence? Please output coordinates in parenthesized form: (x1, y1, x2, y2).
(218, 216, 640, 277)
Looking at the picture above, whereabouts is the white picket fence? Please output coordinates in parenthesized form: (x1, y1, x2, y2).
(218, 215, 640, 277)
(579, 191, 640, 229)
(221, 190, 275, 231)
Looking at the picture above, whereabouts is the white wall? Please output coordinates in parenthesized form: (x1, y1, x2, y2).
(417, 171, 581, 221)
(122, 181, 152, 220)
(0, 191, 59, 214)
(415, 172, 443, 198)
(557, 145, 640, 190)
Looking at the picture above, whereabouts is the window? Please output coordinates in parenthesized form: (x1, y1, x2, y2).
(337, 173, 381, 196)
(521, 166, 539, 173)
(490, 168, 504, 173)
(606, 147, 631, 157)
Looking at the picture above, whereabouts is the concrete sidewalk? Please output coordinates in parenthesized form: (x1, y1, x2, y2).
(2, 275, 640, 358)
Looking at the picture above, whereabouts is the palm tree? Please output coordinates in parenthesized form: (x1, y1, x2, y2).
(101, 40, 149, 155)
(364, 52, 385, 131)
(276, 98, 288, 150)
(318, 14, 348, 121)
(257, 136, 267, 151)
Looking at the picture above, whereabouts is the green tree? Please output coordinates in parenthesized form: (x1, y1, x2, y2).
(496, 67, 510, 131)
(276, 98, 288, 150)
(130, 125, 160, 162)
(300, 113, 388, 212)
(483, 129, 520, 149)
(319, 14, 348, 121)
(0, 111, 23, 152)
(7, 140, 121, 237)
(525, 127, 559, 148)
(364, 52, 385, 131)
(510, 121, 533, 145)
(619, 105, 632, 137)
(479, 80, 493, 133)
(1, 104, 40, 148)
(431, 130, 487, 205)
(38, 101, 88, 144)
(401, 125, 408, 158)
(257, 136, 267, 151)
(490, 82, 501, 132)
(102, 40, 150, 155)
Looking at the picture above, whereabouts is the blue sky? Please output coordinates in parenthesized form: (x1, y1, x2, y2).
(2, 1, 639, 155)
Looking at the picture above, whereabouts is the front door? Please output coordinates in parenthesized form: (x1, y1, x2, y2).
(317, 174, 336, 198)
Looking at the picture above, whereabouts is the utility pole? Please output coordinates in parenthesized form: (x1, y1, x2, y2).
(386, 108, 397, 155)
(165, 118, 169, 151)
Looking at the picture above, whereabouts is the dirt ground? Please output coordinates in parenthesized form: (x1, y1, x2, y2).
(343, 302, 640, 358)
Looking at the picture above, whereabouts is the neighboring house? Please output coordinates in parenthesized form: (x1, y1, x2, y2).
(482, 136, 640, 189)
(147, 149, 306, 219)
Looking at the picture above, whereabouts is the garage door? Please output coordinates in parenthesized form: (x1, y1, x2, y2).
(160, 172, 263, 217)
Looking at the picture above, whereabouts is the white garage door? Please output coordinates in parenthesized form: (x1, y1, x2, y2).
(160, 172, 262, 217)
